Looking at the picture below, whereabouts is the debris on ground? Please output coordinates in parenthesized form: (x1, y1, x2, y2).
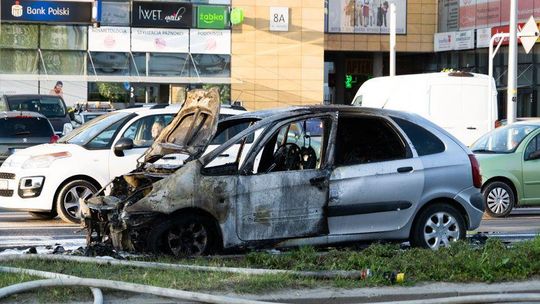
(25, 247, 37, 254)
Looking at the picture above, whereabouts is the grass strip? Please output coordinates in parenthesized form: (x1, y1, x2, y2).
(2, 237, 540, 302)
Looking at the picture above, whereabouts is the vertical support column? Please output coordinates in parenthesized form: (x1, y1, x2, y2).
(335, 53, 346, 104)
(507, 0, 518, 123)
(373, 52, 383, 77)
(389, 3, 396, 76)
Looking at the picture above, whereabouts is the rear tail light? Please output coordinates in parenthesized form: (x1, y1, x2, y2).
(494, 120, 502, 128)
(50, 135, 60, 143)
(468, 154, 482, 188)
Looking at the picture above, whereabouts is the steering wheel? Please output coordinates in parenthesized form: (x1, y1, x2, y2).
(268, 143, 302, 172)
(300, 146, 317, 169)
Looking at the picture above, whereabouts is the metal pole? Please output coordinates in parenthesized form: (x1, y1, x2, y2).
(507, 0, 518, 124)
(389, 3, 396, 76)
(488, 33, 507, 130)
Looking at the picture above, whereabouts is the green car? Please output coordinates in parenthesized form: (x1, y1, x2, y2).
(471, 121, 540, 217)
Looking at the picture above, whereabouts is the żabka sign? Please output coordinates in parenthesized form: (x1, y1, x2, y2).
(197, 6, 228, 29)
(0, 0, 92, 24)
(132, 1, 193, 28)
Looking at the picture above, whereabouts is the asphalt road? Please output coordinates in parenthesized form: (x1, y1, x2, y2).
(0, 211, 84, 250)
(1, 208, 540, 251)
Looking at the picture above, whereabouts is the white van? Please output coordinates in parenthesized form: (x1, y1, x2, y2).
(352, 72, 498, 146)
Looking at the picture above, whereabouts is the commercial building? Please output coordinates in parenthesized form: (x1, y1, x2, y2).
(435, 0, 540, 118)
(0, 0, 233, 106)
(2, 0, 538, 115)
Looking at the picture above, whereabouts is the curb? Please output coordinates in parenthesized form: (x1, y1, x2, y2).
(233, 281, 540, 303)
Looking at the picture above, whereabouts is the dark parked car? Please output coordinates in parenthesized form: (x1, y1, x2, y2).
(0, 111, 58, 167)
(0, 95, 70, 135)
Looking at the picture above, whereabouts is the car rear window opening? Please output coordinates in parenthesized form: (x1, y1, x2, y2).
(0, 117, 53, 137)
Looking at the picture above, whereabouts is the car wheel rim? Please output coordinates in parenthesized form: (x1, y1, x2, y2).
(63, 185, 94, 218)
(423, 212, 460, 250)
(486, 187, 511, 215)
(167, 222, 208, 257)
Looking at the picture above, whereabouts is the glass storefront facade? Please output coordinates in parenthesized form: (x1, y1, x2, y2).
(0, 0, 232, 106)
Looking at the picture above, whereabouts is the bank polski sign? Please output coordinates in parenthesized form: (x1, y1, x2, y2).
(1, 0, 93, 24)
(197, 5, 228, 29)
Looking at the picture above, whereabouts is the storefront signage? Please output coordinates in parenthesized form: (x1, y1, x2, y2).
(434, 32, 455, 52)
(269, 7, 289, 32)
(88, 26, 130, 52)
(189, 29, 231, 54)
(131, 28, 189, 53)
(131, 1, 192, 28)
(491, 22, 540, 45)
(1, 0, 93, 24)
(476, 28, 492, 48)
(326, 0, 407, 34)
(197, 5, 228, 29)
(454, 30, 474, 50)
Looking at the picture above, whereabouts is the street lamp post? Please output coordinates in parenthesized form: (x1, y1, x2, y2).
(507, 0, 518, 124)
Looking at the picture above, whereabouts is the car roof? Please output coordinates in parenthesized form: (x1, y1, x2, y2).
(222, 105, 423, 121)
(0, 111, 48, 119)
(509, 119, 540, 126)
(115, 103, 247, 116)
(216, 104, 470, 155)
(3, 94, 63, 99)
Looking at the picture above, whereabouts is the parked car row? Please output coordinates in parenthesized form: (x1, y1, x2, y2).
(0, 84, 534, 255)
(1, 94, 71, 135)
(0, 96, 247, 223)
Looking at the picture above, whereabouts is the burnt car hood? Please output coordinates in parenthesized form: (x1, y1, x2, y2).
(142, 88, 221, 164)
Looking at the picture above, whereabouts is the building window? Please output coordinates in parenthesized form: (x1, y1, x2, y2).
(0, 50, 39, 74)
(0, 24, 38, 49)
(88, 52, 130, 76)
(148, 53, 190, 77)
(40, 25, 87, 51)
(101, 1, 131, 26)
(41, 51, 86, 75)
(192, 54, 230, 77)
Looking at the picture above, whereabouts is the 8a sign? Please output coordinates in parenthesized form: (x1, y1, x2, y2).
(269, 7, 288, 32)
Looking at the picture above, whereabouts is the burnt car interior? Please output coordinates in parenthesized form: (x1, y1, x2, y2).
(334, 116, 408, 166)
(254, 117, 329, 174)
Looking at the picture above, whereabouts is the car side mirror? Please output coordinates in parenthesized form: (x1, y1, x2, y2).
(62, 123, 73, 136)
(114, 137, 134, 157)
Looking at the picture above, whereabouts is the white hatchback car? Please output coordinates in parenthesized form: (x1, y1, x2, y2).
(0, 104, 245, 223)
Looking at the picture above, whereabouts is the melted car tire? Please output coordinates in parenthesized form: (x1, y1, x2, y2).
(28, 211, 57, 220)
(147, 215, 218, 257)
(410, 203, 466, 249)
(56, 179, 98, 224)
(482, 181, 515, 218)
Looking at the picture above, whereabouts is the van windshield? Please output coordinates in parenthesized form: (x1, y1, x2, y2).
(6, 96, 66, 118)
(352, 95, 362, 106)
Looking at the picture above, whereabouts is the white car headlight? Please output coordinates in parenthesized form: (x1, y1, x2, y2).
(22, 152, 71, 169)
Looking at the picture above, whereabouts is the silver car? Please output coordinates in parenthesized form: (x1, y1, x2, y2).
(82, 96, 484, 255)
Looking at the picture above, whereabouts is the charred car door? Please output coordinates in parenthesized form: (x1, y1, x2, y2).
(328, 114, 424, 235)
(235, 115, 335, 242)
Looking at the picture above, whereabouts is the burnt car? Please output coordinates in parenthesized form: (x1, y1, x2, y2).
(81, 93, 484, 256)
